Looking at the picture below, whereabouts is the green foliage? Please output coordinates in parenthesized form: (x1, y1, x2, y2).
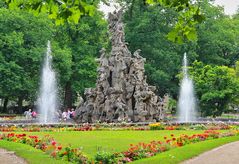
(196, 0, 239, 65)
(0, 6, 108, 109)
(26, 130, 205, 157)
(59, 146, 88, 163)
(190, 61, 239, 117)
(236, 61, 239, 77)
(146, 0, 204, 43)
(53, 11, 108, 106)
(0, 140, 68, 164)
(4, 0, 205, 43)
(0, 8, 54, 104)
(95, 151, 117, 164)
(168, 97, 177, 113)
(132, 136, 239, 164)
(4, 0, 99, 25)
(51, 42, 72, 85)
(123, 0, 239, 100)
(1, 134, 238, 164)
(123, 2, 198, 96)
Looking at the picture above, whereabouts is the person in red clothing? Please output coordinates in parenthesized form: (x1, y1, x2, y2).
(32, 110, 37, 119)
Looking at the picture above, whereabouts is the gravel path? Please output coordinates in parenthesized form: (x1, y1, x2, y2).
(0, 148, 27, 164)
(182, 141, 239, 164)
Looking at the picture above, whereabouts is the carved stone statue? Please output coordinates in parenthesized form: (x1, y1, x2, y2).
(75, 9, 165, 123)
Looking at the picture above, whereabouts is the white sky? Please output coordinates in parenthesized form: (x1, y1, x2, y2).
(214, 0, 239, 15)
(99, 0, 239, 16)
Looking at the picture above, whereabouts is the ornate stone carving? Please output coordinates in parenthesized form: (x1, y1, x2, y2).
(75, 9, 166, 123)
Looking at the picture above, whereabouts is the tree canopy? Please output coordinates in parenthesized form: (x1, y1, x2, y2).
(4, 0, 204, 43)
(4, 0, 99, 25)
(190, 61, 239, 117)
(0, 8, 54, 112)
(0, 6, 108, 111)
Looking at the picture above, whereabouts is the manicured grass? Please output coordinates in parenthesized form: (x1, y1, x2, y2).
(1, 130, 238, 164)
(131, 135, 239, 164)
(0, 140, 68, 164)
(21, 130, 206, 157)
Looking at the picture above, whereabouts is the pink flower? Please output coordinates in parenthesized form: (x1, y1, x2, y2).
(51, 141, 57, 146)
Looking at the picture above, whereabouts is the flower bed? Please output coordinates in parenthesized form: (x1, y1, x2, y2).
(116, 130, 239, 163)
(0, 125, 93, 132)
(0, 122, 238, 133)
(1, 130, 239, 163)
(149, 123, 238, 131)
(0, 133, 88, 163)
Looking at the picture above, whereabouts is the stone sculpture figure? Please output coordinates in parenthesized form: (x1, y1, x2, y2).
(75, 9, 164, 123)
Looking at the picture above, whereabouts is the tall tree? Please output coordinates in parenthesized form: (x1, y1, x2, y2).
(123, 0, 198, 97)
(196, 0, 239, 66)
(190, 61, 239, 117)
(4, 0, 204, 43)
(54, 11, 108, 108)
(0, 8, 54, 112)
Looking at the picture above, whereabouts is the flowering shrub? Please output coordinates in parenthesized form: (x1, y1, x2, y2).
(0, 133, 88, 163)
(73, 125, 92, 131)
(204, 130, 220, 139)
(0, 123, 238, 132)
(149, 123, 165, 130)
(0, 133, 62, 155)
(149, 123, 239, 131)
(165, 126, 177, 130)
(95, 151, 118, 164)
(114, 130, 239, 163)
(58, 146, 88, 163)
(0, 125, 93, 132)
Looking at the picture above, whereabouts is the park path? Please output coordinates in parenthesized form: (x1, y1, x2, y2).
(182, 141, 239, 164)
(0, 148, 27, 164)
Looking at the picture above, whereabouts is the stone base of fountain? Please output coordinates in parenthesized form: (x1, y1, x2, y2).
(0, 119, 239, 127)
(0, 118, 76, 127)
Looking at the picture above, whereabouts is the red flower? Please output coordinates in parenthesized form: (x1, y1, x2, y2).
(171, 134, 174, 137)
(57, 146, 62, 150)
(51, 141, 57, 146)
(172, 137, 176, 141)
(177, 142, 183, 147)
(164, 136, 167, 140)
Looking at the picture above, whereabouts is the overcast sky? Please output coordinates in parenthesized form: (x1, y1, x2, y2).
(214, 0, 239, 15)
(100, 0, 239, 16)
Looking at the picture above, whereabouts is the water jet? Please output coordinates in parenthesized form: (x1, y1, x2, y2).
(178, 53, 197, 122)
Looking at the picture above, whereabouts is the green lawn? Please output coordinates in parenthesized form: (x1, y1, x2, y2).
(21, 130, 205, 157)
(0, 140, 68, 164)
(1, 130, 238, 164)
(131, 135, 239, 164)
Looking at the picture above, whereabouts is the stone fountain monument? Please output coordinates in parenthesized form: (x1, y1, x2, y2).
(75, 9, 167, 123)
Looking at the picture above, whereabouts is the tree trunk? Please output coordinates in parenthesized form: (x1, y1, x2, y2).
(3, 98, 8, 113)
(64, 81, 72, 108)
(17, 97, 23, 114)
